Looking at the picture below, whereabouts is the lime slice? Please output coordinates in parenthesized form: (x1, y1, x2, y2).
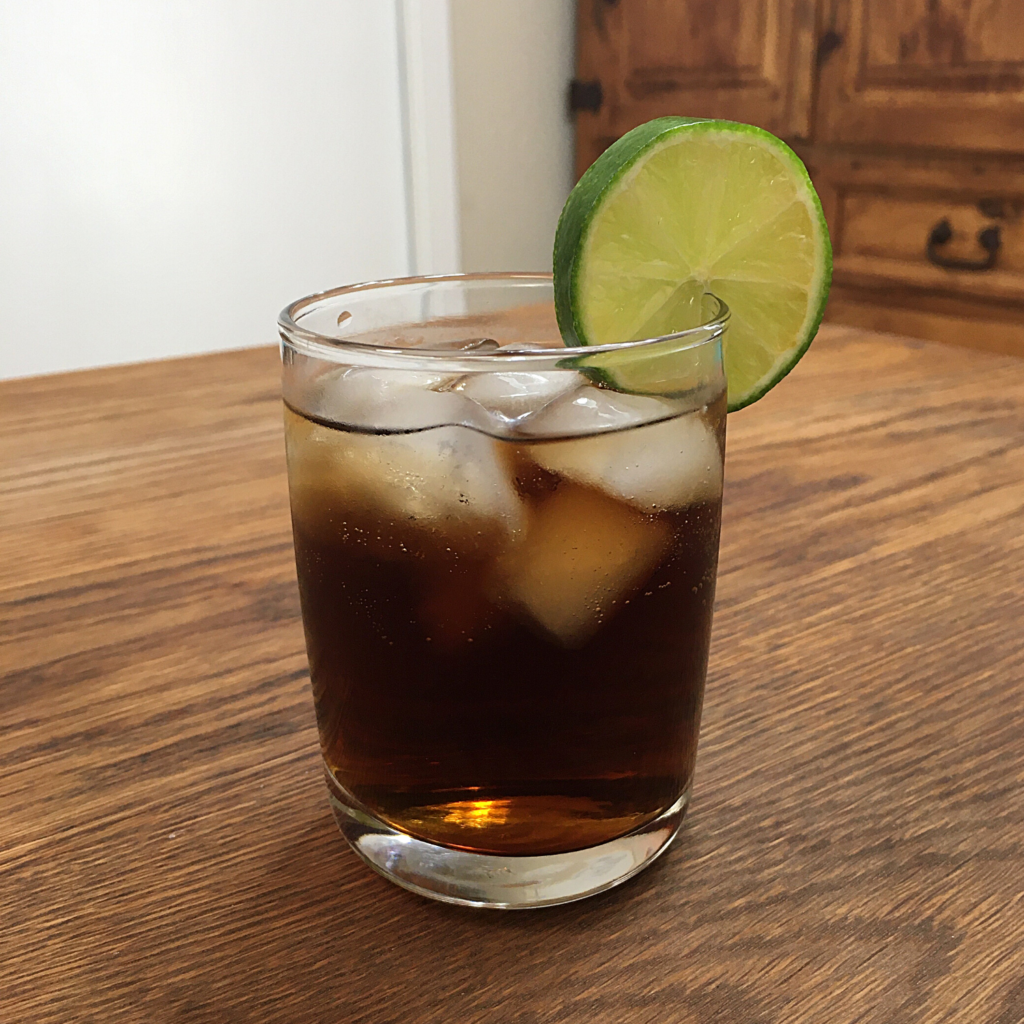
(553, 117, 832, 410)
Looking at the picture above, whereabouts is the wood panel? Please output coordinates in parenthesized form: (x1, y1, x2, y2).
(827, 281, 1024, 355)
(832, 186, 1024, 307)
(4, 335, 1024, 1021)
(842, 193, 1024, 274)
(574, 0, 817, 179)
(573, 0, 626, 179)
(807, 146, 1024, 349)
(816, 0, 1024, 152)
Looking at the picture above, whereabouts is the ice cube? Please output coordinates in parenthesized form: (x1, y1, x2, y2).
(285, 407, 524, 554)
(518, 386, 678, 438)
(493, 483, 671, 648)
(312, 367, 474, 431)
(454, 370, 582, 425)
(528, 406, 722, 512)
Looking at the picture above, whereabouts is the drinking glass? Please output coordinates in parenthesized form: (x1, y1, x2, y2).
(279, 274, 727, 908)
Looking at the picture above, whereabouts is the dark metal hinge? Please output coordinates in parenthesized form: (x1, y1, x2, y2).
(817, 29, 843, 65)
(569, 79, 603, 114)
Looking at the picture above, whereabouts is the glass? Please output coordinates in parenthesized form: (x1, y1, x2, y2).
(279, 274, 728, 908)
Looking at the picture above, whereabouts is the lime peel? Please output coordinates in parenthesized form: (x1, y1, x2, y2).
(553, 117, 832, 411)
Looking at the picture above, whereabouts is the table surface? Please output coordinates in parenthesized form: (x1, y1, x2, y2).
(3, 325, 1024, 1024)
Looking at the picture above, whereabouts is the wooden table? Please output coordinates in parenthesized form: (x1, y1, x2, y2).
(3, 326, 1024, 1023)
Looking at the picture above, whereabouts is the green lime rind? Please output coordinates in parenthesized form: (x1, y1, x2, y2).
(720, 129, 832, 412)
(552, 116, 832, 412)
(553, 118, 713, 394)
(553, 117, 708, 349)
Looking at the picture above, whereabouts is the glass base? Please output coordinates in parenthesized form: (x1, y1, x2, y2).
(325, 771, 689, 909)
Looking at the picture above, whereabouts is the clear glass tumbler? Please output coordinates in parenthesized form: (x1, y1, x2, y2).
(279, 274, 728, 908)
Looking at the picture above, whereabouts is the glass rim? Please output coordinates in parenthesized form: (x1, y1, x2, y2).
(278, 272, 729, 365)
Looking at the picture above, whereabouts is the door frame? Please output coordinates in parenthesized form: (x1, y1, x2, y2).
(397, 0, 462, 275)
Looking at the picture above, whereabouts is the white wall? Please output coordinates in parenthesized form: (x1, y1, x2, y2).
(397, 0, 461, 277)
(0, 1, 412, 379)
(449, 0, 576, 273)
(0, 0, 577, 379)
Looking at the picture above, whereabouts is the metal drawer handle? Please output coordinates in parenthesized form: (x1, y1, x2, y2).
(927, 218, 1001, 271)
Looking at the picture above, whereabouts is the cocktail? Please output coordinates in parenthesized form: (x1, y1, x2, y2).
(280, 118, 831, 908)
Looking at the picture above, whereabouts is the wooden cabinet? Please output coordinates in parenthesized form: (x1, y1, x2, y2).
(813, 149, 1024, 353)
(574, 0, 1024, 355)
(574, 0, 817, 176)
(816, 0, 1024, 153)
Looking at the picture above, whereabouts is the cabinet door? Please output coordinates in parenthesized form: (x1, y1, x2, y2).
(816, 0, 1024, 153)
(574, 0, 817, 178)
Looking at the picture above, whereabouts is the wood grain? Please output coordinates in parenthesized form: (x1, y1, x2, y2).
(805, 144, 1024, 354)
(572, 3, 1024, 355)
(573, 0, 625, 180)
(3, 329, 1024, 1023)
(827, 281, 1024, 357)
(815, 0, 1024, 153)
(572, 0, 816, 168)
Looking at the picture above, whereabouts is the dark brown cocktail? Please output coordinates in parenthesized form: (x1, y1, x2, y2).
(280, 274, 728, 906)
(287, 398, 724, 856)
